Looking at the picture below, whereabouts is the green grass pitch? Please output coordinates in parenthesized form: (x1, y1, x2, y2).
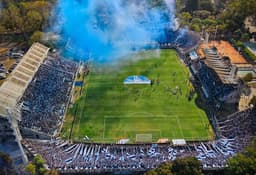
(62, 50, 212, 143)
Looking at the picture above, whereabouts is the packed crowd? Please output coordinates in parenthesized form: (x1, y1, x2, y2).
(23, 140, 196, 173)
(175, 31, 201, 53)
(18, 56, 78, 135)
(0, 117, 24, 165)
(196, 61, 235, 100)
(218, 108, 255, 139)
(22, 107, 255, 173)
(190, 47, 242, 102)
(158, 31, 200, 54)
(203, 48, 238, 84)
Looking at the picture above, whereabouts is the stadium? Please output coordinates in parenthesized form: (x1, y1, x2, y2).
(0, 0, 256, 174)
(0, 36, 255, 174)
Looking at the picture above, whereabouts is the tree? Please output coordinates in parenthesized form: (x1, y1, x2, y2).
(221, 0, 256, 31)
(249, 96, 256, 106)
(30, 31, 43, 45)
(193, 10, 211, 19)
(202, 18, 217, 28)
(172, 157, 203, 175)
(191, 24, 201, 32)
(25, 154, 48, 175)
(225, 141, 256, 175)
(145, 157, 203, 175)
(25, 163, 36, 175)
(0, 152, 15, 175)
(191, 18, 202, 32)
(191, 18, 202, 24)
(241, 33, 250, 41)
(200, 0, 215, 12)
(33, 155, 46, 175)
(1, 3, 23, 32)
(185, 0, 200, 12)
(145, 162, 174, 175)
(243, 73, 253, 83)
(0, 0, 54, 42)
(25, 155, 59, 175)
(0, 24, 7, 33)
(20, 1, 51, 28)
(44, 169, 59, 175)
(24, 10, 43, 33)
(178, 12, 192, 26)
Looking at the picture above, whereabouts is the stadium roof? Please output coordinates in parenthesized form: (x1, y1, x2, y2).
(123, 75, 151, 85)
(0, 43, 49, 117)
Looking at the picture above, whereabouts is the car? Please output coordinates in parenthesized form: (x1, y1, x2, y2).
(10, 52, 24, 58)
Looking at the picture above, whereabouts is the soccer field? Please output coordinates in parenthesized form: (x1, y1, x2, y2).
(62, 50, 212, 143)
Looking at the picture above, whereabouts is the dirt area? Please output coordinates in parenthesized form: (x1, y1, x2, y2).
(197, 40, 248, 64)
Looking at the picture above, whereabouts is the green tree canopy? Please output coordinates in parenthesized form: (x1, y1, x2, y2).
(25, 10, 43, 32)
(29, 31, 43, 45)
(145, 157, 203, 175)
(44, 169, 59, 175)
(145, 162, 174, 175)
(221, 0, 256, 30)
(25, 163, 36, 175)
(243, 73, 253, 83)
(172, 157, 203, 175)
(225, 141, 256, 175)
(193, 10, 211, 19)
(0, 152, 15, 175)
(25, 154, 50, 175)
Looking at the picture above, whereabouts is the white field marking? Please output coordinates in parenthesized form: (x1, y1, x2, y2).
(75, 64, 93, 138)
(103, 117, 106, 139)
(174, 51, 210, 137)
(103, 114, 169, 140)
(104, 114, 178, 119)
(175, 115, 185, 138)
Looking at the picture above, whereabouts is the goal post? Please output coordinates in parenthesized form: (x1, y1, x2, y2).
(136, 134, 152, 143)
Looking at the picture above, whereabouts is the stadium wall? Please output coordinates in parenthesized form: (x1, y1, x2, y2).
(20, 127, 51, 140)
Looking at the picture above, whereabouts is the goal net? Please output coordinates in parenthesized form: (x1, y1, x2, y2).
(136, 134, 152, 143)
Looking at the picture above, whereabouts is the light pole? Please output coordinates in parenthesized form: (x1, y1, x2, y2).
(213, 25, 218, 47)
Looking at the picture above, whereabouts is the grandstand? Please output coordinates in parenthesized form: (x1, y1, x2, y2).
(190, 48, 242, 103)
(22, 107, 255, 173)
(18, 55, 78, 138)
(203, 48, 238, 84)
(0, 43, 49, 117)
(0, 42, 78, 166)
(0, 43, 50, 166)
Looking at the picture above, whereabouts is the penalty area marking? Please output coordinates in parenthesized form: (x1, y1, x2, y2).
(103, 115, 171, 140)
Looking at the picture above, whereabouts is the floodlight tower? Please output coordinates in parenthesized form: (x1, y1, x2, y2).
(205, 32, 209, 47)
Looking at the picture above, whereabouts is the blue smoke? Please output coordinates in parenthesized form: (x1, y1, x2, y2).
(0, 2, 2, 16)
(53, 0, 180, 62)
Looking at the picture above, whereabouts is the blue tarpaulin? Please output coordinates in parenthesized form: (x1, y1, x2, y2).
(75, 81, 84, 87)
